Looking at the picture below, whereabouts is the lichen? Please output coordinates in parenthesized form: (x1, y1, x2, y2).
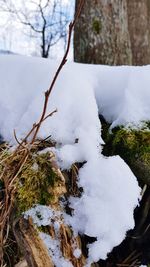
(92, 18, 101, 34)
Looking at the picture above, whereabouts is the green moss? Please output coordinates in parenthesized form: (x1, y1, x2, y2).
(92, 18, 101, 34)
(102, 122, 150, 185)
(15, 152, 58, 213)
(38, 225, 50, 235)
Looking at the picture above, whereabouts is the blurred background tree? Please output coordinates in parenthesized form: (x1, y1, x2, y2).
(0, 0, 72, 58)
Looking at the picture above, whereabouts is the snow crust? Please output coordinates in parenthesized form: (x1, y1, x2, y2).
(0, 55, 143, 264)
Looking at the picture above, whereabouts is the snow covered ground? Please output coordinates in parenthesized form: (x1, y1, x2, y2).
(0, 55, 150, 143)
(0, 55, 146, 265)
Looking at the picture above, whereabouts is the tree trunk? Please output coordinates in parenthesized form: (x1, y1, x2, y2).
(74, 0, 150, 65)
(74, 0, 132, 65)
(127, 0, 150, 65)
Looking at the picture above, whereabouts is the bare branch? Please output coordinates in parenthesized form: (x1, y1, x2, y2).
(0, 0, 70, 57)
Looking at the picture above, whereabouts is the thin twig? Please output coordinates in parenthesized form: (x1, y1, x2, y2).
(31, 0, 85, 143)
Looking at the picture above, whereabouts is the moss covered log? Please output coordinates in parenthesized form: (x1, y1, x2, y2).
(1, 121, 150, 267)
(102, 122, 150, 185)
(0, 143, 85, 267)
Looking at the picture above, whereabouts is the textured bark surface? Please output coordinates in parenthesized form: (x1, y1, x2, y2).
(74, 0, 150, 65)
(74, 0, 132, 65)
(13, 217, 54, 267)
(127, 0, 150, 65)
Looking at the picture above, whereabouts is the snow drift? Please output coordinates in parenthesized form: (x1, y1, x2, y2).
(0, 55, 143, 264)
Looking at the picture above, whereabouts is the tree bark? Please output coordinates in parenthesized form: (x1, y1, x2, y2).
(74, 0, 132, 65)
(127, 0, 150, 65)
(15, 259, 28, 267)
(74, 0, 150, 65)
(13, 217, 54, 267)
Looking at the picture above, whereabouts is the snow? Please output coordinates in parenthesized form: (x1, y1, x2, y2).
(0, 55, 144, 264)
(68, 156, 140, 262)
(0, 55, 150, 143)
(0, 49, 17, 55)
(40, 232, 73, 267)
(73, 248, 81, 259)
(24, 205, 62, 227)
(25, 205, 74, 266)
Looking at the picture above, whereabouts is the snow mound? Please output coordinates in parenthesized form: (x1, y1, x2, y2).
(0, 55, 142, 264)
(68, 156, 139, 262)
